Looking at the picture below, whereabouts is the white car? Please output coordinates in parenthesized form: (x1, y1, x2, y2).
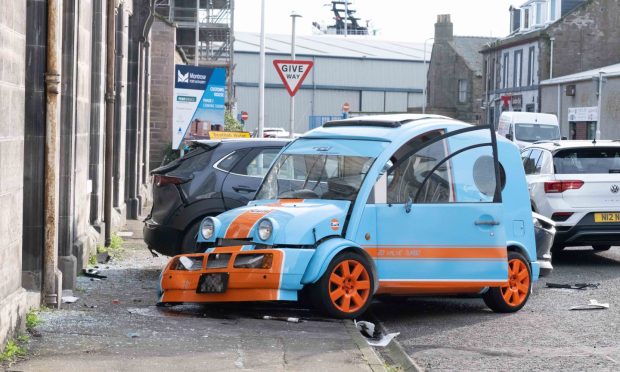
(522, 140, 620, 252)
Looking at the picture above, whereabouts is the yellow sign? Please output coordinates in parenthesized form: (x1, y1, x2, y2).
(208, 131, 251, 139)
(594, 212, 620, 223)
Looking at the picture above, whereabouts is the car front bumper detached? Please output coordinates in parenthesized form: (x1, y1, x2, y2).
(159, 248, 306, 304)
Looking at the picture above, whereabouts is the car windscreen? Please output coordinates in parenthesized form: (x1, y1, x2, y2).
(554, 147, 620, 174)
(515, 123, 560, 142)
(255, 154, 375, 201)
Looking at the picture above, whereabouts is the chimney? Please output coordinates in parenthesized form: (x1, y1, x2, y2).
(434, 14, 453, 42)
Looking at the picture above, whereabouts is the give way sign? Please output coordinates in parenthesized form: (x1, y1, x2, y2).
(272, 60, 314, 96)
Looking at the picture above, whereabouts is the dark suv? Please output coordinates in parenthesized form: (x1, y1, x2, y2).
(144, 139, 289, 256)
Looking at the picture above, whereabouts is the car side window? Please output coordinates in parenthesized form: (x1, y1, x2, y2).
(536, 151, 552, 174)
(216, 149, 250, 172)
(524, 149, 542, 175)
(234, 148, 281, 177)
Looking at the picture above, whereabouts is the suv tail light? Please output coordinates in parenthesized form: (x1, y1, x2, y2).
(544, 180, 584, 193)
(153, 174, 188, 187)
(551, 212, 573, 222)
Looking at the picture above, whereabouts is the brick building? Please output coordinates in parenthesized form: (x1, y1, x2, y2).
(1, 0, 157, 347)
(425, 15, 496, 124)
(481, 0, 620, 127)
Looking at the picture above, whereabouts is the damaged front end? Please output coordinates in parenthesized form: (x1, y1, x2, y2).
(533, 212, 555, 277)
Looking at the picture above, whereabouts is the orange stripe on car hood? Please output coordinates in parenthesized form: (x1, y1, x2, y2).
(366, 247, 507, 260)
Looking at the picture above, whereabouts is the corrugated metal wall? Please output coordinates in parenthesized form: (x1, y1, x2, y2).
(234, 52, 427, 133)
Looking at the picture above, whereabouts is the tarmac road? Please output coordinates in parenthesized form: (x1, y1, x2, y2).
(371, 246, 620, 371)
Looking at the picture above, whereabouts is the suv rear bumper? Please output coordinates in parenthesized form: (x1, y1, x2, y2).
(143, 219, 183, 256)
(554, 213, 620, 247)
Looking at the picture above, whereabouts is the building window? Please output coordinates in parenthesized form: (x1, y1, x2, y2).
(549, 0, 557, 21)
(523, 8, 530, 29)
(536, 2, 544, 25)
(503, 53, 509, 89)
(458, 79, 468, 103)
(513, 50, 523, 88)
(527, 47, 535, 86)
(491, 57, 496, 89)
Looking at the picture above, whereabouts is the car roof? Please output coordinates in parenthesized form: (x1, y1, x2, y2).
(191, 138, 290, 150)
(303, 114, 463, 142)
(524, 140, 620, 152)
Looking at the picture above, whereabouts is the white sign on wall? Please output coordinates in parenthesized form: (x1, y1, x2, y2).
(568, 107, 598, 122)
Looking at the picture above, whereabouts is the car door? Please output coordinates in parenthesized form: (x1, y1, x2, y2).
(221, 147, 282, 209)
(371, 126, 508, 292)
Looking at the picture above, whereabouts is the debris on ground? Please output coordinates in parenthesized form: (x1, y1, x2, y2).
(116, 231, 134, 237)
(61, 296, 79, 304)
(546, 282, 600, 290)
(126, 332, 140, 338)
(570, 299, 609, 311)
(83, 268, 107, 279)
(179, 256, 194, 270)
(354, 320, 400, 347)
(262, 315, 301, 323)
(112, 299, 121, 305)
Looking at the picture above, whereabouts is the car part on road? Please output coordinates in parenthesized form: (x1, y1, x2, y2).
(570, 299, 609, 310)
(546, 282, 600, 290)
(83, 268, 107, 279)
(533, 212, 555, 277)
(354, 320, 400, 347)
(483, 251, 531, 312)
(262, 315, 301, 323)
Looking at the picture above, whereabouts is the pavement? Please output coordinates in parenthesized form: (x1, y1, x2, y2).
(372, 246, 620, 371)
(11, 219, 386, 372)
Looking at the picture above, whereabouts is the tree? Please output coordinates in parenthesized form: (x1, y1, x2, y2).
(224, 110, 244, 132)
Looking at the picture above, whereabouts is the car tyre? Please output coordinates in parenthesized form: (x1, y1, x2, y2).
(483, 251, 531, 313)
(181, 220, 203, 254)
(310, 252, 374, 319)
(592, 245, 611, 251)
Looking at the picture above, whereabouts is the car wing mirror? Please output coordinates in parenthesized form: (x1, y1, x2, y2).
(405, 196, 412, 214)
(505, 133, 513, 141)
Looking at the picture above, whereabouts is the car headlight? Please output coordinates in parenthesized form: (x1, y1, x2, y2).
(201, 218, 215, 239)
(258, 219, 273, 241)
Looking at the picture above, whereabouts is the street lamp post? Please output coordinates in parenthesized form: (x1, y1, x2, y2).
(289, 11, 301, 139)
(257, 0, 266, 138)
(422, 37, 434, 114)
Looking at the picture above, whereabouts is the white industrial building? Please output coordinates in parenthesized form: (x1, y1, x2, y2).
(233, 32, 428, 133)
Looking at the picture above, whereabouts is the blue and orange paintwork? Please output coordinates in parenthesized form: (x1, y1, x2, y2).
(159, 115, 538, 304)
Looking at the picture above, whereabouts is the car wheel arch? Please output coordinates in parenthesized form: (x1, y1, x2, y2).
(506, 242, 534, 263)
(300, 240, 379, 294)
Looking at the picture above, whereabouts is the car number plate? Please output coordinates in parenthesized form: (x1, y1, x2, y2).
(594, 212, 620, 223)
(196, 273, 229, 293)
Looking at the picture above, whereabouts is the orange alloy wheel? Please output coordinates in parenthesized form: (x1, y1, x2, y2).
(328, 260, 371, 313)
(500, 258, 530, 307)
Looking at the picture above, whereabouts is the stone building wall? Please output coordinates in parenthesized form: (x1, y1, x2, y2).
(0, 0, 38, 348)
(149, 17, 182, 171)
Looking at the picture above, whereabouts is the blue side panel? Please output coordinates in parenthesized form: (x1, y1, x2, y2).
(376, 260, 508, 281)
(278, 249, 315, 290)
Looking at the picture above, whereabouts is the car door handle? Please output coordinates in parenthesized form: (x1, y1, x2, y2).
(233, 185, 257, 193)
(474, 220, 500, 226)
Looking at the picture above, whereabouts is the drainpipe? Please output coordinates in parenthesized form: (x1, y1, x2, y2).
(44, 0, 62, 307)
(549, 37, 555, 79)
(104, 0, 117, 246)
(596, 72, 604, 140)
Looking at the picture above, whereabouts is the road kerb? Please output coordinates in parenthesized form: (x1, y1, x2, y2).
(344, 319, 387, 372)
(371, 314, 424, 372)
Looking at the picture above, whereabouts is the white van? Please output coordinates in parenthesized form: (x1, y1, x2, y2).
(497, 112, 560, 148)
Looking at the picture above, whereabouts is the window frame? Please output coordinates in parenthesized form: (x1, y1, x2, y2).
(503, 53, 510, 89)
(513, 50, 523, 88)
(381, 126, 503, 205)
(229, 147, 282, 178)
(458, 79, 468, 103)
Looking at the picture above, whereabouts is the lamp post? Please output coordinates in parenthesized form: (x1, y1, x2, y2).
(422, 37, 434, 114)
(257, 0, 266, 137)
(289, 11, 302, 139)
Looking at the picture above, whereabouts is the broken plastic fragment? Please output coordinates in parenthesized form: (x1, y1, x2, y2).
(179, 256, 194, 270)
(262, 315, 301, 323)
(570, 299, 609, 310)
(61, 296, 79, 304)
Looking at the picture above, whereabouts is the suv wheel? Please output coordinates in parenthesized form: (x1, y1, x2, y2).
(181, 220, 202, 254)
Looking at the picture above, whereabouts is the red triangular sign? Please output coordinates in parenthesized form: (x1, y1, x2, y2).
(273, 60, 314, 96)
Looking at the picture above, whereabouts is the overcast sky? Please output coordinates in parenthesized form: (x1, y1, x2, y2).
(234, 0, 521, 42)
